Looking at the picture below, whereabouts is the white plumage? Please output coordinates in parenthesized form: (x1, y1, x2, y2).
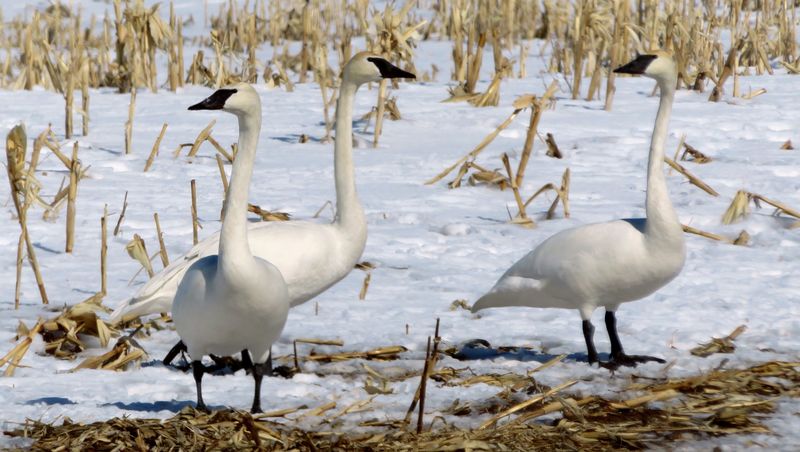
(174, 83, 289, 413)
(111, 53, 414, 325)
(473, 51, 686, 368)
(115, 219, 363, 319)
(473, 220, 684, 317)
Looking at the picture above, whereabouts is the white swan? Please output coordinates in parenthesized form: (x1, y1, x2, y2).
(472, 51, 685, 368)
(111, 53, 415, 325)
(174, 83, 289, 413)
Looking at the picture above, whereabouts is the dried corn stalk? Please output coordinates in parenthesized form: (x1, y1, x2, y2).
(722, 191, 800, 225)
(6, 125, 49, 307)
(305, 346, 407, 363)
(427, 94, 537, 185)
(520, 167, 572, 221)
(368, 2, 422, 146)
(691, 325, 747, 357)
(125, 234, 154, 278)
(722, 190, 751, 224)
(680, 143, 712, 163)
(38, 294, 116, 360)
(0, 320, 44, 376)
(665, 158, 719, 196)
(5, 360, 800, 449)
(73, 336, 147, 371)
(248, 204, 291, 222)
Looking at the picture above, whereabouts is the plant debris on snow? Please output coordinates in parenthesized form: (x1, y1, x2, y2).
(5, 360, 798, 451)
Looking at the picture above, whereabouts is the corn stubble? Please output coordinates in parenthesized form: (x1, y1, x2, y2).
(6, 355, 797, 450)
(0, 294, 138, 376)
(2, 0, 794, 236)
(722, 190, 800, 225)
(0, 0, 793, 100)
(1, 0, 799, 447)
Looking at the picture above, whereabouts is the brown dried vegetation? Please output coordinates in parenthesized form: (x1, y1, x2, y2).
(5, 359, 798, 450)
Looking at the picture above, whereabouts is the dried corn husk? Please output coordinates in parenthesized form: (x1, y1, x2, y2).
(691, 325, 747, 357)
(125, 234, 154, 277)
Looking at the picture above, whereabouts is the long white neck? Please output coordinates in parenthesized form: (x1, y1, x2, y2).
(333, 77, 365, 232)
(219, 109, 260, 271)
(644, 76, 681, 239)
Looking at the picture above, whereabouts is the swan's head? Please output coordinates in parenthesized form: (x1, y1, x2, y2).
(188, 82, 261, 116)
(614, 50, 677, 82)
(343, 52, 415, 85)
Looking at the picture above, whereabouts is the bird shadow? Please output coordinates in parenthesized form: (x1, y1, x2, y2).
(32, 243, 62, 254)
(26, 397, 76, 406)
(103, 400, 224, 413)
(96, 146, 122, 156)
(562, 103, 606, 112)
(25, 395, 217, 414)
(141, 359, 178, 369)
(451, 339, 609, 363)
(271, 133, 324, 144)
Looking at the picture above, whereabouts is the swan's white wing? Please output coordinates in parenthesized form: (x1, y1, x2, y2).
(473, 220, 648, 312)
(249, 221, 357, 307)
(109, 236, 222, 323)
(110, 220, 362, 323)
(472, 275, 547, 310)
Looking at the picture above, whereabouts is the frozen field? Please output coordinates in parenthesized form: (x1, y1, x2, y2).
(1, 1, 799, 449)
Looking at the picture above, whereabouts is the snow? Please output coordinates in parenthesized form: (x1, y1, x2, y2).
(1, 1, 799, 448)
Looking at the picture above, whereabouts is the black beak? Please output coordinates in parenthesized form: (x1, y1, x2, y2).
(188, 88, 238, 111)
(613, 54, 657, 75)
(367, 57, 416, 79)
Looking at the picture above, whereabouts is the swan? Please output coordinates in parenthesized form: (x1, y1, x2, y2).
(113, 54, 414, 367)
(472, 51, 685, 369)
(174, 83, 289, 413)
(110, 53, 415, 326)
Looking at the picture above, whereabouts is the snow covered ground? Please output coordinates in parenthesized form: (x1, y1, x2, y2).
(1, 1, 799, 449)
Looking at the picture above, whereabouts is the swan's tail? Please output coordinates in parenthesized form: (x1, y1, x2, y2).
(109, 294, 173, 324)
(108, 256, 196, 324)
(471, 276, 545, 312)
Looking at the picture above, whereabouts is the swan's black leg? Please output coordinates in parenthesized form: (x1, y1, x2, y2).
(606, 311, 625, 358)
(251, 361, 270, 414)
(266, 348, 273, 375)
(163, 340, 186, 366)
(241, 349, 253, 370)
(601, 311, 665, 370)
(192, 360, 209, 412)
(582, 320, 598, 364)
(208, 354, 229, 371)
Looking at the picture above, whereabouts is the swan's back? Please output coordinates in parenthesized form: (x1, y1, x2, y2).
(475, 219, 684, 311)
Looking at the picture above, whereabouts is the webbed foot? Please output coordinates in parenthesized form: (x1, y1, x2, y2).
(195, 401, 210, 413)
(599, 353, 665, 370)
(163, 341, 187, 366)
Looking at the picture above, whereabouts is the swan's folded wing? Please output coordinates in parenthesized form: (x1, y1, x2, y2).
(472, 220, 650, 313)
(109, 236, 222, 323)
(109, 220, 345, 322)
(249, 221, 352, 306)
(472, 276, 545, 311)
